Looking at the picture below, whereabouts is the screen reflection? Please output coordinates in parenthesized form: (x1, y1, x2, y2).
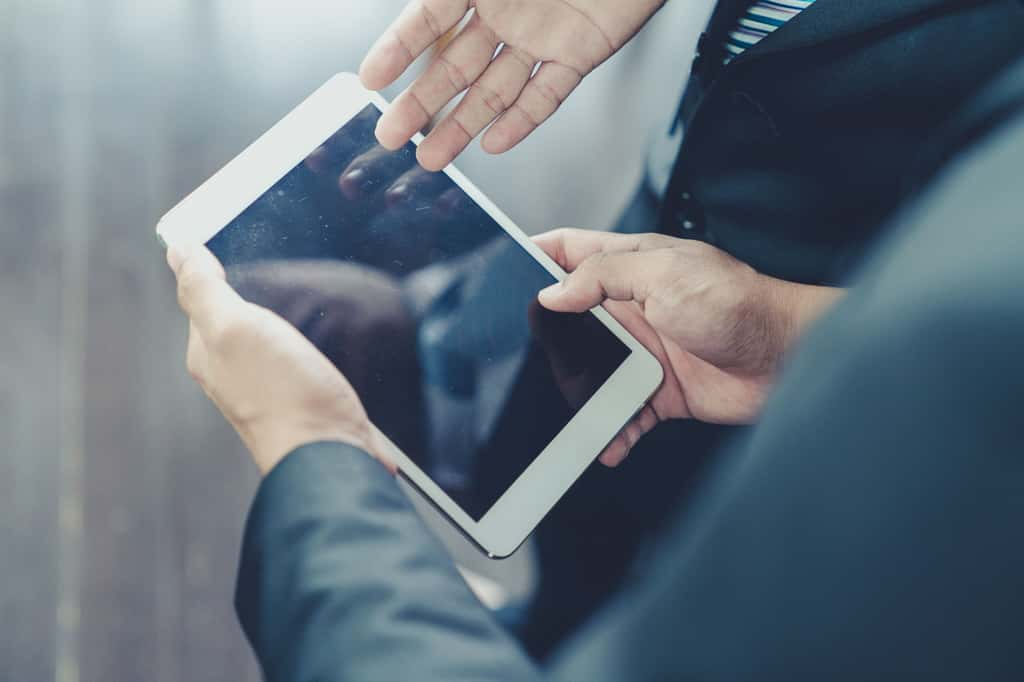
(207, 105, 629, 520)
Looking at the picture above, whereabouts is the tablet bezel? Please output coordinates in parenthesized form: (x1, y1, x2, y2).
(157, 73, 663, 558)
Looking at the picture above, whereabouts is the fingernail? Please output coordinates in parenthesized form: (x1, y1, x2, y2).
(538, 283, 562, 302)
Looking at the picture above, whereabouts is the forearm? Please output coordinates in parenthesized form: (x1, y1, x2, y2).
(235, 442, 540, 682)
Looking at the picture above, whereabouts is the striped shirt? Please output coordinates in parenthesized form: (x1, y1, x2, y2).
(725, 0, 817, 61)
(646, 0, 817, 196)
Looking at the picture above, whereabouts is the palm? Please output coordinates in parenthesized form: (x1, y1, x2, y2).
(474, 0, 654, 70)
(604, 299, 769, 427)
(361, 0, 664, 170)
(661, 333, 773, 424)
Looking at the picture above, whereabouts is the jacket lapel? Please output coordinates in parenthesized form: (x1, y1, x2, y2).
(724, 0, 958, 63)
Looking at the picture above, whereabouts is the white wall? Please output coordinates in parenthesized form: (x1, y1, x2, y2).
(211, 0, 715, 233)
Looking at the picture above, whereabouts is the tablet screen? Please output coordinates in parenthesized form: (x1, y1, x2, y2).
(206, 104, 630, 520)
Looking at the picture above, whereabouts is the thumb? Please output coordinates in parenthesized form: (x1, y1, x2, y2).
(168, 243, 245, 335)
(538, 250, 653, 313)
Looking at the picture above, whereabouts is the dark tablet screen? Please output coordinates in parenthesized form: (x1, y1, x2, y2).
(206, 104, 629, 520)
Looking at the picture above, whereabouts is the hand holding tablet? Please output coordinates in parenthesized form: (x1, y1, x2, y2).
(159, 75, 662, 557)
(167, 243, 397, 476)
(159, 70, 816, 555)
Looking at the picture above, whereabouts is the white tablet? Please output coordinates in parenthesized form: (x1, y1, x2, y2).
(157, 73, 662, 558)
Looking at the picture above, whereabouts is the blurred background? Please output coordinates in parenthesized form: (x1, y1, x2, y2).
(0, 1, 708, 680)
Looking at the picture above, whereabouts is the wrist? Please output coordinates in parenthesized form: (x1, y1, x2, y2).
(240, 417, 381, 476)
(762, 277, 844, 357)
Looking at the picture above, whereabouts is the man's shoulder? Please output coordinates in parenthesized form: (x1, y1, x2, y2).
(828, 64, 1024, 363)
(913, 56, 1024, 196)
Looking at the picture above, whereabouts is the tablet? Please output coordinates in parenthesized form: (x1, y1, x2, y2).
(157, 73, 663, 558)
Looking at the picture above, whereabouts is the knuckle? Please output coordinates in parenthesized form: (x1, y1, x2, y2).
(185, 349, 203, 383)
(185, 334, 206, 384)
(389, 28, 415, 61)
(550, 229, 573, 262)
(639, 232, 679, 250)
(420, 2, 444, 40)
(406, 88, 431, 120)
(680, 238, 715, 258)
(546, 227, 572, 243)
(209, 315, 249, 352)
(175, 263, 202, 310)
(437, 53, 471, 92)
(472, 82, 508, 117)
(587, 251, 613, 273)
(624, 425, 639, 450)
(573, 254, 599, 278)
(534, 79, 564, 112)
(448, 111, 474, 142)
(511, 102, 542, 128)
(573, 254, 611, 289)
(642, 404, 660, 428)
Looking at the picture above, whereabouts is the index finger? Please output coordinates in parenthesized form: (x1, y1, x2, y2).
(537, 250, 655, 313)
(359, 0, 471, 91)
(533, 228, 678, 271)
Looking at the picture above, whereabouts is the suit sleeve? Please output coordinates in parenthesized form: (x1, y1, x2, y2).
(234, 442, 540, 682)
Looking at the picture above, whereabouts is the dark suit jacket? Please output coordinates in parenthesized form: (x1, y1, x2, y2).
(659, 0, 1024, 284)
(234, 61, 1024, 680)
(470, 0, 1024, 657)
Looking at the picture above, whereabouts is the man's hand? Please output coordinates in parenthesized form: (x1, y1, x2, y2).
(167, 244, 392, 475)
(535, 229, 842, 465)
(361, 0, 666, 171)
